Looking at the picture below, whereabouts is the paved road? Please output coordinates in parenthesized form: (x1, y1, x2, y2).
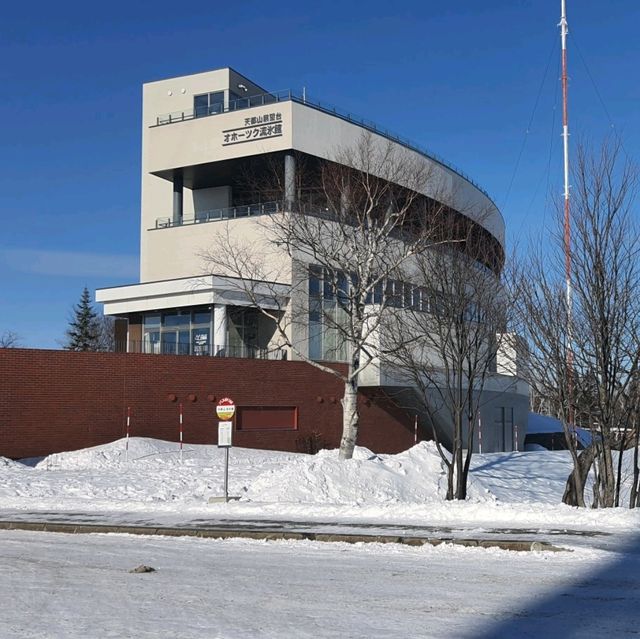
(0, 508, 622, 552)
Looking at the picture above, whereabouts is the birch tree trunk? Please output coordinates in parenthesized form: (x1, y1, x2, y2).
(340, 372, 360, 460)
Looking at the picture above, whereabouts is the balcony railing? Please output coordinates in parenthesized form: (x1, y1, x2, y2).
(116, 341, 288, 359)
(152, 88, 494, 205)
(154, 201, 279, 229)
(155, 90, 292, 125)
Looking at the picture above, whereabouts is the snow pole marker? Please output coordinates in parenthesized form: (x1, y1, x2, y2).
(125, 407, 131, 463)
(478, 414, 483, 454)
(414, 415, 418, 444)
(179, 403, 184, 463)
(514, 423, 519, 452)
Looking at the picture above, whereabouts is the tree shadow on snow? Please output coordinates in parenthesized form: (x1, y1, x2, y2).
(472, 533, 640, 639)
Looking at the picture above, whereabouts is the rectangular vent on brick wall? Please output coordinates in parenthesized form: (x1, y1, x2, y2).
(236, 406, 298, 431)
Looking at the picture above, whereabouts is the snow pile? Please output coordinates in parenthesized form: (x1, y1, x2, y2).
(245, 441, 493, 505)
(0, 438, 299, 505)
(0, 456, 23, 469)
(39, 437, 201, 470)
(2, 436, 640, 534)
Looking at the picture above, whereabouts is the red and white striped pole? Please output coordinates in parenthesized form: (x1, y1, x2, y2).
(478, 414, 483, 454)
(125, 406, 131, 463)
(414, 415, 418, 445)
(514, 423, 519, 452)
(179, 403, 184, 463)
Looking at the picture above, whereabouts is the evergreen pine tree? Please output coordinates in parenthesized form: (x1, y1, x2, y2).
(65, 287, 102, 351)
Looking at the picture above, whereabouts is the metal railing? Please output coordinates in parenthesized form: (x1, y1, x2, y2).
(155, 90, 292, 125)
(154, 201, 279, 229)
(152, 88, 494, 205)
(117, 340, 288, 360)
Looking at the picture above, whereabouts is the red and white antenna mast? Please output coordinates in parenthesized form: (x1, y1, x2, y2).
(560, 0, 574, 428)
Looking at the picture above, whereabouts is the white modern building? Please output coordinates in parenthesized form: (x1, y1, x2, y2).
(96, 67, 529, 452)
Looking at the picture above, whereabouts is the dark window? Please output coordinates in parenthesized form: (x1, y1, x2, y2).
(178, 330, 190, 355)
(309, 266, 322, 297)
(144, 314, 161, 328)
(194, 91, 224, 117)
(373, 281, 383, 305)
(163, 312, 189, 327)
(192, 310, 211, 325)
(192, 327, 210, 356)
(337, 271, 349, 303)
(194, 94, 209, 118)
(161, 331, 177, 354)
(323, 270, 334, 300)
(403, 283, 413, 309)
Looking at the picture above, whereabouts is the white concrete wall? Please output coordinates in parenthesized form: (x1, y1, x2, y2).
(140, 69, 282, 281)
(142, 214, 292, 283)
(496, 332, 528, 377)
(193, 186, 232, 215)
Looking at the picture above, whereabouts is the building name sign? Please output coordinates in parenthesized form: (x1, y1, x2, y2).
(222, 112, 283, 146)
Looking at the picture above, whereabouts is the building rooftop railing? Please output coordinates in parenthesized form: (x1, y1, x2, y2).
(153, 201, 280, 229)
(152, 89, 495, 206)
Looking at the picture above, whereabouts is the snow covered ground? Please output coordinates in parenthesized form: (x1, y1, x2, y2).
(1, 437, 639, 535)
(2, 438, 640, 637)
(1, 529, 639, 638)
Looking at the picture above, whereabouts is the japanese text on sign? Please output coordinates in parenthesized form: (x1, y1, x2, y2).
(222, 112, 283, 146)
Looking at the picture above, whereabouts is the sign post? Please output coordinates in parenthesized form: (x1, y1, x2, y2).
(179, 403, 184, 463)
(216, 398, 235, 503)
(125, 407, 131, 463)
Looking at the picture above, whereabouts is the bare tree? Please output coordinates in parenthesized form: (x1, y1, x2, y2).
(97, 315, 116, 352)
(629, 378, 640, 508)
(510, 140, 640, 508)
(201, 133, 454, 459)
(0, 330, 21, 348)
(384, 229, 507, 500)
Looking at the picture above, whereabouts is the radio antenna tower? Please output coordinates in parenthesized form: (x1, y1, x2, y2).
(560, 0, 574, 431)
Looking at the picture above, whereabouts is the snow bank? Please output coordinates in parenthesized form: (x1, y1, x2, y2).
(2, 436, 639, 534)
(37, 437, 187, 469)
(37, 437, 297, 470)
(245, 442, 493, 505)
(0, 456, 23, 469)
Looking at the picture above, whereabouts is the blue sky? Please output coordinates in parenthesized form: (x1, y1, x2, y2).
(1, 0, 638, 348)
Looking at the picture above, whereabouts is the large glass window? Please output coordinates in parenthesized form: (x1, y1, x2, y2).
(163, 311, 190, 327)
(306, 264, 467, 362)
(142, 308, 211, 355)
(309, 268, 323, 360)
(144, 330, 160, 354)
(308, 266, 350, 362)
(228, 307, 260, 358)
(309, 266, 322, 297)
(194, 91, 224, 117)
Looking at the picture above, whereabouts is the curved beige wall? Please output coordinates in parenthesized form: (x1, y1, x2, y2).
(140, 71, 504, 284)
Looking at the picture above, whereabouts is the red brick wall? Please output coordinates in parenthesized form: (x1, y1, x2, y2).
(0, 349, 419, 459)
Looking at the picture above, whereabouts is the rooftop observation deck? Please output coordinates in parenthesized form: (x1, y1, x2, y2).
(152, 89, 496, 208)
